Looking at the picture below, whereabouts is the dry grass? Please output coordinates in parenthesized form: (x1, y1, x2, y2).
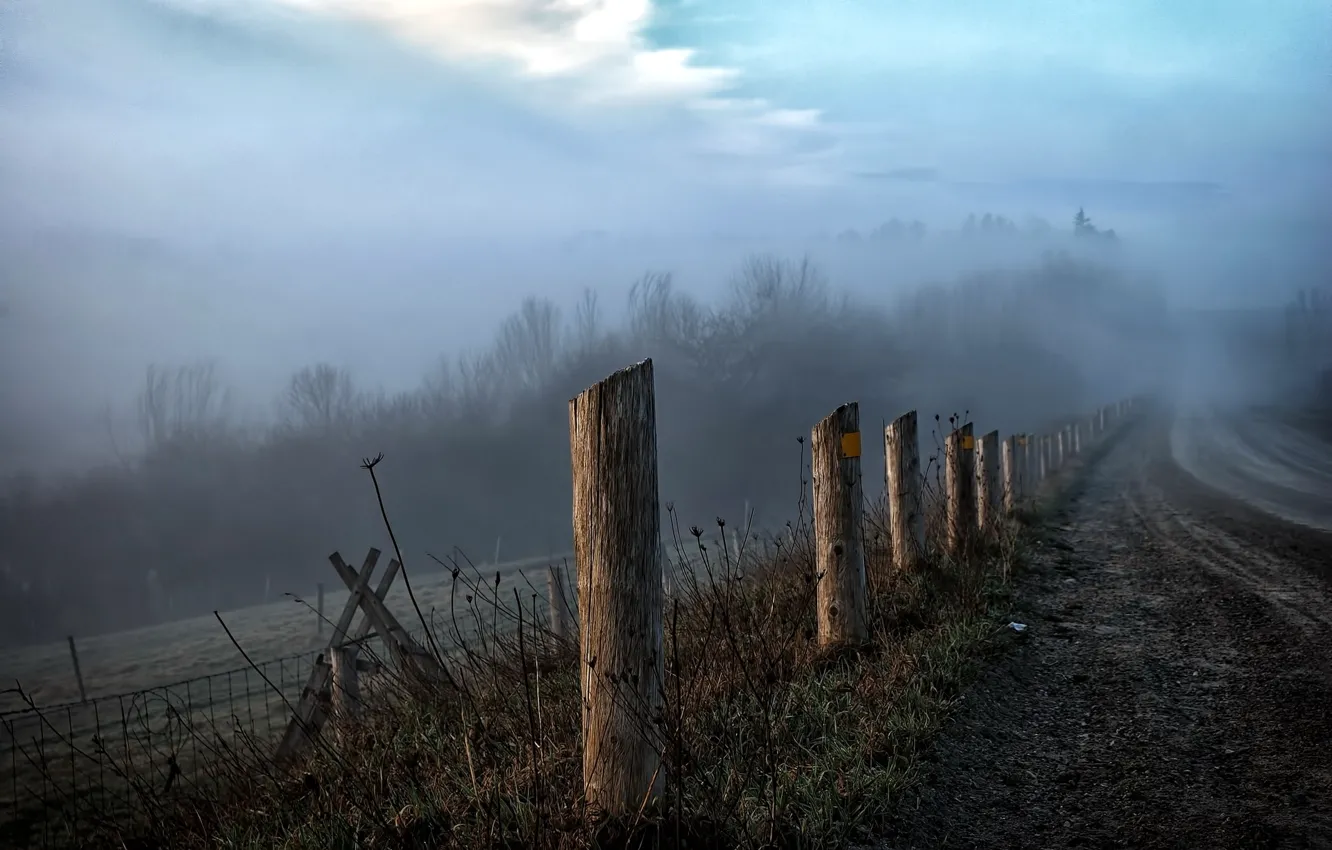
(29, 425, 1040, 850)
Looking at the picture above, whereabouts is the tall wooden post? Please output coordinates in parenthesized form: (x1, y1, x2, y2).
(976, 430, 1001, 535)
(316, 583, 325, 635)
(568, 359, 664, 816)
(1039, 435, 1050, 481)
(811, 403, 868, 646)
(1055, 429, 1066, 469)
(1073, 422, 1082, 455)
(1001, 435, 1018, 516)
(945, 422, 976, 558)
(884, 410, 924, 574)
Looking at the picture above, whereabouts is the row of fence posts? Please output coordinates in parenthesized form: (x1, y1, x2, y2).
(47, 369, 1139, 816)
(51, 359, 1138, 818)
(549, 357, 1142, 816)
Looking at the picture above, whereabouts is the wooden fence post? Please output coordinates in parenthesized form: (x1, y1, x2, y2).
(1015, 435, 1029, 499)
(67, 635, 87, 704)
(1099, 406, 1107, 435)
(548, 563, 573, 640)
(568, 359, 664, 816)
(1055, 428, 1065, 470)
(1073, 422, 1082, 456)
(1038, 435, 1050, 481)
(330, 645, 362, 726)
(884, 410, 924, 574)
(812, 402, 868, 646)
(1001, 435, 1018, 516)
(945, 422, 976, 558)
(317, 583, 325, 635)
(976, 430, 1001, 535)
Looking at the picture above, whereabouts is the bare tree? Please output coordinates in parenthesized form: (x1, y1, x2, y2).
(280, 363, 357, 432)
(571, 287, 602, 355)
(492, 296, 563, 395)
(455, 350, 505, 422)
(136, 361, 232, 451)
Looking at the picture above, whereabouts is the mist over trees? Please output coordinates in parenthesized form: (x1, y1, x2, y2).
(0, 213, 1173, 647)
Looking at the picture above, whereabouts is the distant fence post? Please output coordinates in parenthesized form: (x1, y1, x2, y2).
(568, 358, 664, 816)
(884, 410, 924, 574)
(67, 635, 87, 704)
(1099, 406, 1107, 435)
(1055, 428, 1066, 470)
(548, 563, 573, 640)
(1001, 435, 1018, 516)
(945, 422, 977, 558)
(811, 402, 868, 646)
(976, 430, 1001, 535)
(1039, 435, 1051, 481)
(317, 583, 325, 635)
(1073, 422, 1082, 456)
(1015, 434, 1030, 499)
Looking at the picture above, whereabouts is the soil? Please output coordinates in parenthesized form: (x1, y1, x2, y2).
(880, 407, 1332, 850)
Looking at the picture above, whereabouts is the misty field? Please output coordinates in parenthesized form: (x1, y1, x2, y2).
(0, 552, 571, 715)
(0, 537, 750, 848)
(0, 550, 576, 846)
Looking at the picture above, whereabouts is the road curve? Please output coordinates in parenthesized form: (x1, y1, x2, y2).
(1170, 405, 1332, 533)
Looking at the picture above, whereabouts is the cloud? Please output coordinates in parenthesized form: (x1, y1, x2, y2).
(261, 0, 745, 107)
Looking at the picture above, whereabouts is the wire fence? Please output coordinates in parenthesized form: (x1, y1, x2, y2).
(0, 647, 322, 849)
(0, 539, 761, 848)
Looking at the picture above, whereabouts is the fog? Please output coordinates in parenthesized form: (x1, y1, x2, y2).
(1, 0, 1329, 646)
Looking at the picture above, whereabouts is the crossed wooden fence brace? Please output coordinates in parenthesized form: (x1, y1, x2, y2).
(275, 547, 442, 759)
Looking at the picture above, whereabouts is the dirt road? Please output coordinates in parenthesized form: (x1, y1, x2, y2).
(1172, 405, 1332, 533)
(884, 406, 1332, 849)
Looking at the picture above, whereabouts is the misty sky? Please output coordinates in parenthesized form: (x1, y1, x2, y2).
(2, 0, 1331, 472)
(5, 0, 1330, 239)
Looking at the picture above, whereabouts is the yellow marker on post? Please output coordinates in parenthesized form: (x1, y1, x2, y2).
(960, 434, 975, 451)
(841, 431, 862, 458)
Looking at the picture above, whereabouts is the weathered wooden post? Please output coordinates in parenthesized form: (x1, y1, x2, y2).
(1038, 435, 1049, 481)
(884, 410, 924, 574)
(568, 359, 664, 816)
(1055, 428, 1065, 470)
(1099, 405, 1107, 435)
(67, 636, 87, 704)
(1017, 436, 1028, 495)
(329, 645, 362, 725)
(811, 402, 868, 646)
(1073, 422, 1082, 456)
(317, 582, 325, 635)
(548, 563, 573, 640)
(945, 422, 976, 558)
(976, 430, 1001, 535)
(1021, 434, 1034, 494)
(1001, 435, 1018, 516)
